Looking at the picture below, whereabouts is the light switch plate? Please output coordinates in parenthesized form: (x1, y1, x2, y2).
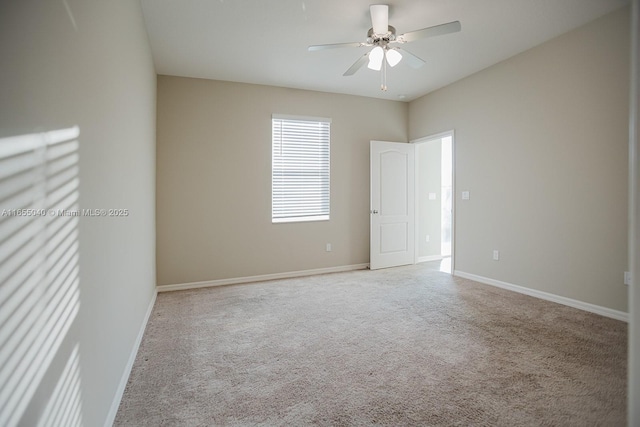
(428, 192, 436, 200)
(462, 191, 470, 200)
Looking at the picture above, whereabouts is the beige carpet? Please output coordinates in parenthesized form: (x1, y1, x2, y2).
(115, 263, 627, 426)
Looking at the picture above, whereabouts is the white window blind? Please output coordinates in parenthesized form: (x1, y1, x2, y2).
(272, 115, 330, 223)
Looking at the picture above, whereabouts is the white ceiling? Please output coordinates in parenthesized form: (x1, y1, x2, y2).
(140, 0, 628, 102)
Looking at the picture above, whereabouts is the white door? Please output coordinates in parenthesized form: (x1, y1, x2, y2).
(370, 140, 415, 270)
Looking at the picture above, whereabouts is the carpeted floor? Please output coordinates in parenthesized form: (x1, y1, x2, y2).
(114, 263, 627, 426)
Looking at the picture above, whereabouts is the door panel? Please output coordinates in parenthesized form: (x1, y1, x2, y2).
(380, 151, 408, 216)
(380, 223, 408, 253)
(370, 141, 415, 270)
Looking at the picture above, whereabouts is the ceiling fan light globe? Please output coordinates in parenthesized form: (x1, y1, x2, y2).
(386, 48, 402, 67)
(367, 46, 384, 70)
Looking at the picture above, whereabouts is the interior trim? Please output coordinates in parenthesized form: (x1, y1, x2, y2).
(454, 270, 628, 322)
(157, 264, 370, 293)
(104, 290, 158, 427)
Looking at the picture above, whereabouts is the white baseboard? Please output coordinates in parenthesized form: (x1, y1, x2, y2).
(418, 255, 444, 263)
(453, 270, 628, 322)
(104, 289, 157, 427)
(157, 263, 370, 293)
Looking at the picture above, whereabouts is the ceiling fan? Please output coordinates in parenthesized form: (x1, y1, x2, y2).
(308, 4, 461, 91)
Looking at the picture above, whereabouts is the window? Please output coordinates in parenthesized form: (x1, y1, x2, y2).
(272, 115, 330, 223)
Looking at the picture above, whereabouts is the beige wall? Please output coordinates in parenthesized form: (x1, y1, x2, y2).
(627, 0, 640, 426)
(156, 77, 408, 285)
(417, 140, 443, 258)
(0, 0, 156, 425)
(629, 1, 639, 421)
(410, 7, 630, 311)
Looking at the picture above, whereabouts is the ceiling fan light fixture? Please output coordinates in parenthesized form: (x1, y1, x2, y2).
(386, 48, 402, 67)
(367, 46, 384, 70)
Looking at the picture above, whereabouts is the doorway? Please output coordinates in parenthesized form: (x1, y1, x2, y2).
(413, 131, 454, 273)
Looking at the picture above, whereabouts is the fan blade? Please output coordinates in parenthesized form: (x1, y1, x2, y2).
(343, 52, 370, 76)
(395, 47, 425, 69)
(308, 42, 364, 51)
(398, 21, 461, 43)
(370, 4, 389, 35)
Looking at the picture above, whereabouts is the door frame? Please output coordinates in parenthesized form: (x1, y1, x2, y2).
(410, 130, 456, 273)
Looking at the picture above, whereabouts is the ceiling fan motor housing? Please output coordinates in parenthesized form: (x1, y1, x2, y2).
(367, 26, 397, 45)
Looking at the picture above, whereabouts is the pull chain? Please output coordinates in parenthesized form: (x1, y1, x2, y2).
(381, 50, 388, 91)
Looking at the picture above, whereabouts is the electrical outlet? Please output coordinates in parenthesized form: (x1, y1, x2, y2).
(326, 243, 332, 252)
(624, 271, 631, 286)
(462, 191, 470, 200)
(492, 250, 500, 261)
